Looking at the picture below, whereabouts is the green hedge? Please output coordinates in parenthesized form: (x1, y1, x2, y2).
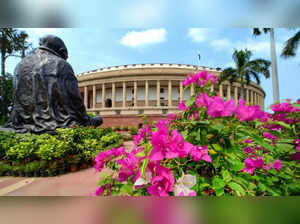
(0, 126, 123, 177)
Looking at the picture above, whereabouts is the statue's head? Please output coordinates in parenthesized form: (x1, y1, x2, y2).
(39, 35, 68, 60)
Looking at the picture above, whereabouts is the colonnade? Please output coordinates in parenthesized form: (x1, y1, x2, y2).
(81, 80, 265, 110)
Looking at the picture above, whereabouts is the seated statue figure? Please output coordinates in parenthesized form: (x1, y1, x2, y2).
(6, 35, 102, 134)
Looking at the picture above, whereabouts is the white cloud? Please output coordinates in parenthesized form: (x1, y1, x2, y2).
(209, 38, 282, 55)
(210, 38, 233, 50)
(187, 28, 211, 42)
(120, 29, 167, 47)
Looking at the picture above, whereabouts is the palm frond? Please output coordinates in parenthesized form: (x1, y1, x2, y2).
(281, 31, 300, 58)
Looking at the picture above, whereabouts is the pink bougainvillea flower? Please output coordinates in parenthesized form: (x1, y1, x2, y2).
(244, 139, 253, 144)
(196, 93, 235, 118)
(235, 99, 267, 122)
(294, 139, 300, 145)
(296, 146, 300, 152)
(272, 160, 282, 171)
(196, 93, 211, 108)
(147, 165, 175, 196)
(254, 157, 264, 168)
(94, 186, 105, 196)
(264, 163, 271, 171)
(242, 157, 265, 175)
(242, 157, 256, 175)
(297, 99, 300, 104)
(190, 145, 212, 163)
(133, 125, 151, 145)
(182, 70, 218, 87)
(169, 130, 193, 158)
(167, 113, 175, 123)
(263, 132, 278, 141)
(270, 102, 300, 113)
(178, 101, 190, 111)
(243, 147, 253, 154)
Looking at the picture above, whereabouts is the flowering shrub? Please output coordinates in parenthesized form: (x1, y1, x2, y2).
(94, 70, 300, 196)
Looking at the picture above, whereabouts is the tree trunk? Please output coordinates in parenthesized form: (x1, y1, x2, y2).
(270, 28, 280, 103)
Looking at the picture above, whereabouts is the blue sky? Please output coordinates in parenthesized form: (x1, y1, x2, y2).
(5, 27, 300, 110)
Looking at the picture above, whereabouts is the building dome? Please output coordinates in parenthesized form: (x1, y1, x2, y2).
(77, 63, 265, 127)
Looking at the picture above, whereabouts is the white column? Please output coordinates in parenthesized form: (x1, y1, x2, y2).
(227, 84, 231, 99)
(122, 81, 126, 108)
(157, 80, 160, 106)
(112, 82, 116, 108)
(210, 84, 214, 92)
(246, 89, 249, 104)
(179, 81, 183, 102)
(145, 80, 149, 107)
(102, 83, 105, 108)
(84, 86, 88, 109)
(168, 80, 172, 106)
(134, 81, 137, 107)
(234, 86, 238, 105)
(92, 85, 96, 109)
(219, 84, 223, 98)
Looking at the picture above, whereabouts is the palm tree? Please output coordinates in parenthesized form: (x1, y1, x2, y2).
(281, 30, 300, 59)
(220, 49, 271, 101)
(253, 28, 280, 103)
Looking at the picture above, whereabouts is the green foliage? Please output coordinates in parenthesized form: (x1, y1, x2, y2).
(0, 126, 123, 176)
(129, 126, 138, 136)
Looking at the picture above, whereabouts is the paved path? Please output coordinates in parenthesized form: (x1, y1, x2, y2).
(0, 141, 134, 196)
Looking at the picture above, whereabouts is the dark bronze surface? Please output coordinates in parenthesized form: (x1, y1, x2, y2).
(5, 35, 102, 134)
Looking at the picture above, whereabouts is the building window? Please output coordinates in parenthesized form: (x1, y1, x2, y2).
(160, 88, 164, 93)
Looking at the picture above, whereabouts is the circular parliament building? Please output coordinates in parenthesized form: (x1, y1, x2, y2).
(77, 63, 265, 127)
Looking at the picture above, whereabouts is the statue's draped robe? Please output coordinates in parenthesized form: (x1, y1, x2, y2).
(8, 47, 91, 133)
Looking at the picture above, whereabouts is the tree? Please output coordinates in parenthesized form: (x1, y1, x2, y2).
(220, 49, 271, 101)
(281, 30, 300, 59)
(0, 28, 31, 121)
(253, 28, 280, 103)
(0, 73, 13, 125)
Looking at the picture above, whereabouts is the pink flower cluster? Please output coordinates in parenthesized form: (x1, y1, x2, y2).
(242, 157, 282, 175)
(196, 93, 235, 118)
(263, 132, 278, 141)
(182, 70, 218, 87)
(270, 102, 300, 113)
(178, 101, 190, 111)
(133, 125, 151, 145)
(235, 99, 268, 122)
(94, 146, 126, 172)
(146, 165, 175, 196)
(270, 102, 300, 124)
(294, 139, 300, 152)
(149, 120, 212, 163)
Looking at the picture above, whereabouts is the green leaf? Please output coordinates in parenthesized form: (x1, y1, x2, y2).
(227, 158, 244, 171)
(120, 184, 134, 194)
(212, 177, 226, 190)
(212, 143, 223, 152)
(136, 151, 146, 157)
(228, 182, 246, 196)
(221, 169, 232, 183)
(258, 183, 267, 192)
(140, 158, 149, 176)
(211, 123, 225, 132)
(215, 188, 225, 196)
(186, 96, 196, 107)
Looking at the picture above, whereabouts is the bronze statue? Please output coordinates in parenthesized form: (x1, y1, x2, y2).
(6, 35, 102, 134)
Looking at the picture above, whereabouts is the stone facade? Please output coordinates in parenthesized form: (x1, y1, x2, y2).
(77, 63, 266, 127)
